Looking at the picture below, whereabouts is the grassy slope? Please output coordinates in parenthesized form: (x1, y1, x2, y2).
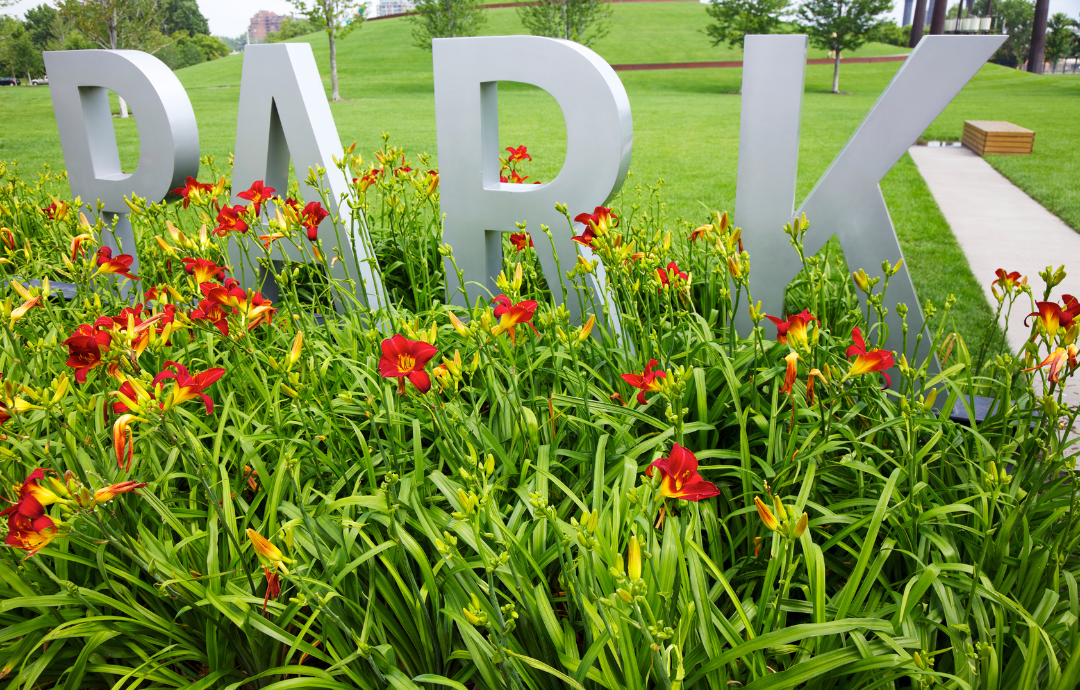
(2, 2, 1070, 352)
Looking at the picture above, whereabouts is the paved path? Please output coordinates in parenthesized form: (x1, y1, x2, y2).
(909, 145, 1080, 354)
(909, 145, 1080, 409)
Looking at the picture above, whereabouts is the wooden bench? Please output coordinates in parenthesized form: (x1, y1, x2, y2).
(962, 120, 1035, 156)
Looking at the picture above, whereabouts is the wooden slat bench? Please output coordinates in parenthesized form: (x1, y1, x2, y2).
(962, 120, 1035, 156)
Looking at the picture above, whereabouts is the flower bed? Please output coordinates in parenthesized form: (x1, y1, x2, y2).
(0, 144, 1077, 689)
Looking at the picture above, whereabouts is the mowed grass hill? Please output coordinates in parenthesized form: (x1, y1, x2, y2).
(0, 0, 1077, 348)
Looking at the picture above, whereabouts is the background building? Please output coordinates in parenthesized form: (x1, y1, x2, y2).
(376, 0, 416, 17)
(248, 10, 287, 42)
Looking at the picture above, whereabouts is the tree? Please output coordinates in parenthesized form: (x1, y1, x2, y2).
(266, 16, 319, 42)
(704, 0, 789, 49)
(0, 20, 44, 81)
(162, 0, 208, 36)
(518, 0, 613, 47)
(191, 33, 228, 59)
(409, 0, 487, 50)
(796, 0, 892, 93)
(288, 0, 364, 102)
(969, 0, 1033, 67)
(1027, 0, 1048, 72)
(872, 19, 910, 46)
(1043, 12, 1075, 70)
(157, 34, 227, 70)
(23, 4, 57, 49)
(218, 34, 247, 52)
(60, 0, 170, 115)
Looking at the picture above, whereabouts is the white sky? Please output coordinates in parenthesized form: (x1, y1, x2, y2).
(0, 0, 1077, 38)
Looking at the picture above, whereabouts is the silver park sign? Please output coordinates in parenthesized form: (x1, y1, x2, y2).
(42, 32, 1004, 361)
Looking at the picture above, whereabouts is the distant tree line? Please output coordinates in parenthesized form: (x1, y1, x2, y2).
(704, 0, 1080, 87)
(266, 16, 320, 43)
(408, 0, 612, 51)
(0, 0, 233, 82)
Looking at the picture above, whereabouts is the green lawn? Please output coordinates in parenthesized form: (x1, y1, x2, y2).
(1, 2, 1076, 353)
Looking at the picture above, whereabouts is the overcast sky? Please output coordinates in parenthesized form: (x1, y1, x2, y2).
(0, 0, 1077, 39)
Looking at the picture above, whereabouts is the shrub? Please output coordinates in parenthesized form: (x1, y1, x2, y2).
(0, 144, 1077, 689)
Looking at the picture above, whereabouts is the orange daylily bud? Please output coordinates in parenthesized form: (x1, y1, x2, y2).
(94, 480, 148, 503)
(286, 331, 303, 370)
(10, 296, 41, 327)
(448, 311, 468, 337)
(628, 535, 642, 580)
(11, 280, 32, 301)
(155, 236, 178, 254)
(113, 414, 140, 471)
(793, 512, 808, 538)
(755, 496, 778, 531)
(246, 528, 291, 573)
(578, 314, 595, 343)
(781, 351, 799, 395)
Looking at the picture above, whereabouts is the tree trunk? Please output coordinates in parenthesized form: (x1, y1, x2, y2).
(1027, 0, 1049, 74)
(929, 0, 947, 35)
(909, 0, 927, 46)
(329, 31, 340, 101)
(833, 50, 841, 92)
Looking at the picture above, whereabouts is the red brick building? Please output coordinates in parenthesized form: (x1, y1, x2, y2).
(248, 11, 287, 42)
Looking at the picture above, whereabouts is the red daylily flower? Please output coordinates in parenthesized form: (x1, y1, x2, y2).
(3, 495, 59, 557)
(112, 379, 156, 414)
(170, 176, 213, 209)
(379, 335, 439, 395)
(491, 295, 539, 345)
(991, 269, 1027, 300)
(844, 327, 895, 387)
(202, 278, 248, 307)
(95, 247, 139, 281)
(237, 180, 276, 216)
(191, 297, 231, 337)
(183, 257, 228, 284)
(93, 304, 166, 358)
(505, 145, 532, 163)
(69, 233, 91, 262)
(63, 324, 111, 383)
(424, 170, 439, 195)
(500, 170, 529, 184)
(657, 261, 688, 288)
(1026, 301, 1073, 341)
(648, 444, 720, 502)
(355, 168, 384, 193)
(509, 233, 534, 252)
(572, 206, 619, 247)
(3, 469, 66, 517)
(765, 309, 818, 349)
(41, 201, 68, 220)
(242, 291, 276, 331)
(214, 205, 249, 236)
(301, 201, 330, 242)
(1062, 295, 1080, 320)
(152, 361, 226, 414)
(621, 359, 667, 405)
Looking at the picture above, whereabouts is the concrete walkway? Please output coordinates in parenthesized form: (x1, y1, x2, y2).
(909, 144, 1080, 412)
(908, 145, 1080, 355)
